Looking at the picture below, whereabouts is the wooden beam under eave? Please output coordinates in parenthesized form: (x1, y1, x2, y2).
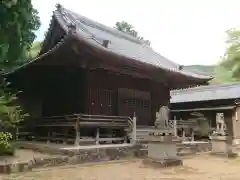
(70, 39, 170, 82)
(70, 38, 206, 87)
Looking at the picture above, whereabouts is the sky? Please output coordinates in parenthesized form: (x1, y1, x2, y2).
(32, 0, 240, 66)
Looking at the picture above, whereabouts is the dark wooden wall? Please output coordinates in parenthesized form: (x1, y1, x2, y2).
(40, 66, 86, 116)
(9, 65, 87, 117)
(85, 69, 169, 126)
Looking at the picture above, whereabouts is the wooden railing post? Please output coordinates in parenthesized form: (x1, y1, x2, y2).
(75, 116, 80, 146)
(173, 116, 177, 137)
(63, 127, 68, 144)
(191, 129, 195, 141)
(96, 127, 100, 145)
(182, 130, 186, 139)
(132, 113, 137, 144)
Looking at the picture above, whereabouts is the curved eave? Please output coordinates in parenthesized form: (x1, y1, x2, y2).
(4, 34, 72, 76)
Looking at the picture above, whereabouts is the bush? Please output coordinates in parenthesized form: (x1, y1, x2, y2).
(0, 132, 15, 156)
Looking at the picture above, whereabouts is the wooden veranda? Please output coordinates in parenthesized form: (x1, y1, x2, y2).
(17, 114, 134, 145)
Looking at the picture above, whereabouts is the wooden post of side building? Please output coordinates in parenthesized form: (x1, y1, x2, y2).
(75, 116, 80, 146)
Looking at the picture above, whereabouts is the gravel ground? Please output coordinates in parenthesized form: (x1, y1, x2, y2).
(2, 154, 240, 180)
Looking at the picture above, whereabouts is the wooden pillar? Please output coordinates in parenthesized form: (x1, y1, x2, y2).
(63, 128, 68, 145)
(75, 118, 80, 146)
(226, 112, 234, 156)
(96, 127, 100, 145)
(47, 129, 50, 144)
(124, 131, 127, 143)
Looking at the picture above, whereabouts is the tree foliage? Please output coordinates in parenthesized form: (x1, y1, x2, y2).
(0, 132, 13, 155)
(0, 0, 35, 155)
(115, 21, 151, 45)
(0, 78, 28, 156)
(220, 28, 240, 79)
(0, 0, 40, 70)
(27, 41, 41, 59)
(211, 65, 240, 84)
(0, 78, 28, 129)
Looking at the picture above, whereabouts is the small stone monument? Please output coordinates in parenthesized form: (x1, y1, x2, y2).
(143, 106, 182, 167)
(210, 113, 229, 155)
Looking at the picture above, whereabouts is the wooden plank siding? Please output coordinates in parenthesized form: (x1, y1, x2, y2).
(117, 88, 151, 125)
(86, 69, 170, 126)
(87, 88, 113, 116)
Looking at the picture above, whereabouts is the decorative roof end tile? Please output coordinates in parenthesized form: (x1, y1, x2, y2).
(56, 3, 62, 10)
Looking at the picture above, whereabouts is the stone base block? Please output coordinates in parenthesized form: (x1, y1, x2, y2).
(148, 142, 178, 160)
(209, 152, 238, 158)
(142, 158, 183, 168)
(210, 135, 228, 154)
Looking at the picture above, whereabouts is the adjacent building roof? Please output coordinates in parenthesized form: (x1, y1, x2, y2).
(170, 83, 240, 103)
(49, 4, 211, 80)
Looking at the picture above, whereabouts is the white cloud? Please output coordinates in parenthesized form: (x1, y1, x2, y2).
(32, 0, 240, 65)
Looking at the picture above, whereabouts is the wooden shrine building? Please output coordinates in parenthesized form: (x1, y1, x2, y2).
(6, 4, 211, 144)
(170, 84, 240, 140)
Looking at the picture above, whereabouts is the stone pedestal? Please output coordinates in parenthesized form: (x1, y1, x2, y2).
(210, 135, 238, 157)
(143, 134, 182, 168)
(210, 135, 228, 154)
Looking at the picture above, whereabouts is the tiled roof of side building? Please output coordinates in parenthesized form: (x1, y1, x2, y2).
(170, 83, 240, 103)
(52, 4, 212, 80)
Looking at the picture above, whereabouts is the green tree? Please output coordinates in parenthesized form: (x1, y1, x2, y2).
(0, 0, 36, 155)
(220, 28, 240, 79)
(211, 65, 240, 84)
(0, 0, 40, 70)
(27, 41, 41, 59)
(115, 21, 151, 45)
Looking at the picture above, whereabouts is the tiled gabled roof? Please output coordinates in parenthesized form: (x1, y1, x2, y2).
(51, 4, 212, 80)
(170, 83, 240, 103)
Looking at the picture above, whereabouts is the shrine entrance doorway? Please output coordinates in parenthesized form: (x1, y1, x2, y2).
(117, 88, 151, 126)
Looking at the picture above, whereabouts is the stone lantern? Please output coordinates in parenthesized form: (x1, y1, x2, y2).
(143, 106, 183, 167)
